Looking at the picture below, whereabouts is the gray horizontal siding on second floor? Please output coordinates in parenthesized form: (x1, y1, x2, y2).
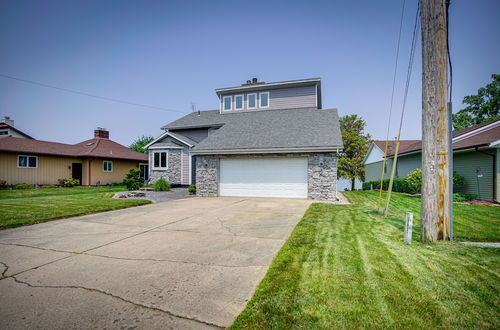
(220, 85, 317, 112)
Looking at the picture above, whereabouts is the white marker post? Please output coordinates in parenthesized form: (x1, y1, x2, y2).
(404, 213, 413, 244)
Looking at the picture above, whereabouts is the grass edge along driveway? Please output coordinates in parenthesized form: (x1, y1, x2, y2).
(0, 186, 150, 230)
(232, 191, 499, 329)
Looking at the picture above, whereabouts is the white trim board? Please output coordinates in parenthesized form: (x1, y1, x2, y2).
(145, 131, 194, 149)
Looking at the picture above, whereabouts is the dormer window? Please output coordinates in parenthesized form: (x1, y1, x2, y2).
(247, 93, 257, 109)
(222, 96, 232, 111)
(259, 92, 269, 108)
(234, 95, 244, 110)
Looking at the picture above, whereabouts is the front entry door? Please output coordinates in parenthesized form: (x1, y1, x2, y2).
(72, 163, 83, 185)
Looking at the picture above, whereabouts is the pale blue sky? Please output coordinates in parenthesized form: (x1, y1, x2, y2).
(1, 0, 499, 145)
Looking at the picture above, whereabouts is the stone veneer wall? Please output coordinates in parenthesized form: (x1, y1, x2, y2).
(195, 153, 338, 200)
(149, 149, 182, 185)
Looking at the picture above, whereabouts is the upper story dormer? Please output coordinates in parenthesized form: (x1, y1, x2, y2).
(216, 77, 322, 113)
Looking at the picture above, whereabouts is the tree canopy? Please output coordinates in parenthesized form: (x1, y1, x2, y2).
(452, 74, 499, 130)
(129, 135, 154, 154)
(338, 114, 372, 190)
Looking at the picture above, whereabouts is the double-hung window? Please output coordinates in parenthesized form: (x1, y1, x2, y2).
(18, 155, 37, 168)
(259, 92, 270, 108)
(222, 95, 232, 111)
(103, 160, 113, 172)
(234, 94, 244, 110)
(247, 93, 257, 109)
(153, 151, 168, 169)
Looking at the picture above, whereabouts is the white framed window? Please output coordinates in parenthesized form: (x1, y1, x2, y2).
(103, 160, 113, 172)
(247, 93, 257, 109)
(153, 151, 168, 169)
(222, 95, 232, 111)
(17, 155, 38, 168)
(234, 94, 244, 110)
(259, 91, 270, 108)
(0, 130, 7, 135)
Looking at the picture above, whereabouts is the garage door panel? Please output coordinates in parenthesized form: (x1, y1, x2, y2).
(219, 158, 308, 198)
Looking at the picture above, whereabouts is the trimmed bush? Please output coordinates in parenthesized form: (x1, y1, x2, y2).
(58, 178, 80, 187)
(123, 169, 144, 191)
(405, 168, 422, 194)
(14, 183, 33, 189)
(187, 184, 196, 194)
(153, 178, 171, 191)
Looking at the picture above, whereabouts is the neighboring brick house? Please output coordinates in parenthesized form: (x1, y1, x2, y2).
(146, 78, 343, 200)
(363, 119, 500, 202)
(0, 128, 148, 186)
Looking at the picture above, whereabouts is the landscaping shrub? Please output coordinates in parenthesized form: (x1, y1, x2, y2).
(122, 169, 144, 191)
(58, 178, 80, 187)
(453, 192, 478, 202)
(364, 168, 467, 195)
(153, 178, 171, 191)
(187, 184, 196, 194)
(405, 168, 422, 194)
(14, 183, 33, 189)
(0, 180, 7, 187)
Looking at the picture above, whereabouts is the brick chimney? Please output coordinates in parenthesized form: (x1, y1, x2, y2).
(94, 127, 109, 139)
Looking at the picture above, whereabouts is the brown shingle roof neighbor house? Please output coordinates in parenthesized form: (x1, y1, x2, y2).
(364, 118, 500, 202)
(0, 128, 148, 186)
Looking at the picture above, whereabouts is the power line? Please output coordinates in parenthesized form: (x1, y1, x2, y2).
(377, 0, 407, 210)
(386, 0, 407, 143)
(0, 73, 187, 114)
(398, 1, 420, 134)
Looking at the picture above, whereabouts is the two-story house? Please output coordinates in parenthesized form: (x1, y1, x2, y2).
(145, 78, 343, 200)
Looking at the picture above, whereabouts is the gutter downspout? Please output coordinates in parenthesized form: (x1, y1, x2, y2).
(476, 147, 496, 202)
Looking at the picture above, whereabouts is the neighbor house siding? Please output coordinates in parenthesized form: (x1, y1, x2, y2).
(0, 153, 81, 185)
(496, 148, 499, 202)
(454, 151, 494, 201)
(364, 159, 394, 182)
(88, 159, 139, 186)
(396, 153, 421, 178)
(220, 85, 317, 113)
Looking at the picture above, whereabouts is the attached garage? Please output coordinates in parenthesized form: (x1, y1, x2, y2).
(219, 158, 308, 198)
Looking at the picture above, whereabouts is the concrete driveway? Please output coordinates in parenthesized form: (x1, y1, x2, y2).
(0, 197, 312, 329)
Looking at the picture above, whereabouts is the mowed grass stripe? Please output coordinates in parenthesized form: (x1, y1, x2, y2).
(0, 186, 150, 229)
(232, 191, 499, 329)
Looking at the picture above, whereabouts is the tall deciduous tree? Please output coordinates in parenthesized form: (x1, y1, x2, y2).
(452, 74, 499, 130)
(129, 135, 154, 154)
(338, 115, 372, 190)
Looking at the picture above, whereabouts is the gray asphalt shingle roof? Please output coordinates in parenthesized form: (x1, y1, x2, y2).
(163, 108, 343, 153)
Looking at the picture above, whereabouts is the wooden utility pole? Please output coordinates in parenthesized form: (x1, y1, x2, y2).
(420, 0, 450, 242)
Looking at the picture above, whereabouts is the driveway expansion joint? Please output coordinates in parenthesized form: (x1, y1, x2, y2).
(10, 276, 224, 329)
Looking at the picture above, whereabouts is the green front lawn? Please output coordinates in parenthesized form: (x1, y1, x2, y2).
(0, 186, 150, 230)
(232, 191, 500, 329)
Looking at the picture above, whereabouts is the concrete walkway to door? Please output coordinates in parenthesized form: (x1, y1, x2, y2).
(0, 197, 313, 329)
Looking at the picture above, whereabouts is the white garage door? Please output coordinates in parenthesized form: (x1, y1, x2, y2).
(219, 158, 308, 198)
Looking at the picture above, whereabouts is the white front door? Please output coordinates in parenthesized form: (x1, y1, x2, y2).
(219, 158, 308, 198)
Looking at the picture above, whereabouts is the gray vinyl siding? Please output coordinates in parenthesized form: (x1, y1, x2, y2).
(497, 149, 499, 202)
(365, 161, 384, 182)
(454, 151, 494, 201)
(220, 85, 317, 113)
(396, 154, 422, 178)
(169, 128, 209, 143)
